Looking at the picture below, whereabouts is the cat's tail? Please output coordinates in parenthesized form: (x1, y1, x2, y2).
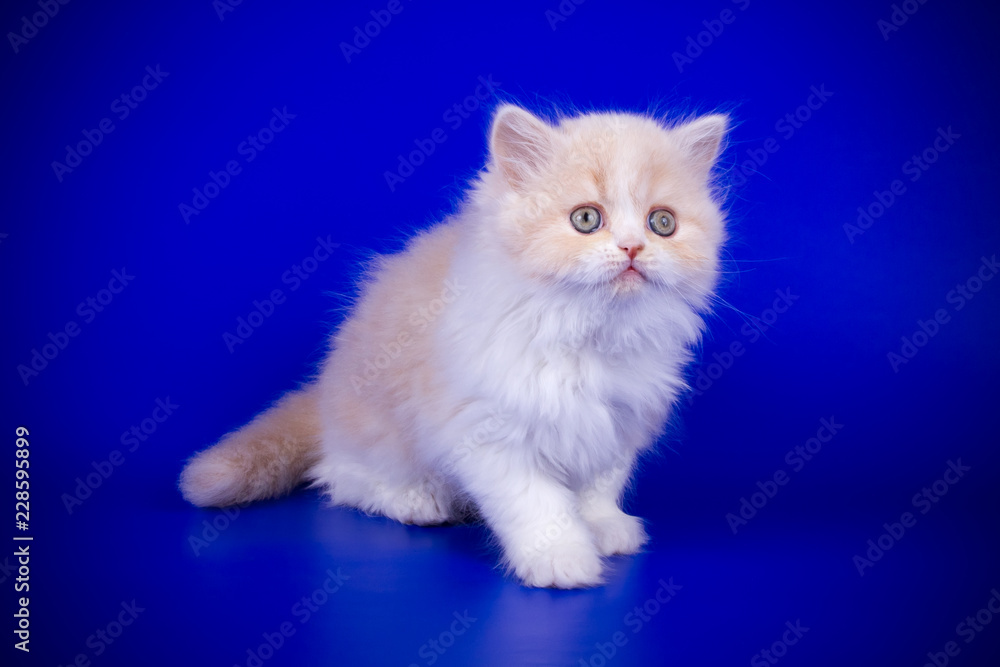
(179, 385, 321, 507)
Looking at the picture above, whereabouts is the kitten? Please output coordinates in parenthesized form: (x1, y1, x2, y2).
(179, 103, 728, 588)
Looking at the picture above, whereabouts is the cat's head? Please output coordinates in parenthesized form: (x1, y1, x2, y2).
(476, 104, 728, 308)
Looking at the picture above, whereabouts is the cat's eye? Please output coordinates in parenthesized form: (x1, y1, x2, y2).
(648, 208, 677, 237)
(570, 206, 602, 234)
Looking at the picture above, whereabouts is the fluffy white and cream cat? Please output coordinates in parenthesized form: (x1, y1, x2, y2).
(180, 103, 728, 588)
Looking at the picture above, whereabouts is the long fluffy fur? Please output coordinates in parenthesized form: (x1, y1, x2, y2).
(180, 104, 728, 588)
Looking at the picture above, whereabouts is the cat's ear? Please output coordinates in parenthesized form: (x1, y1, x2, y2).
(673, 114, 729, 175)
(489, 105, 555, 190)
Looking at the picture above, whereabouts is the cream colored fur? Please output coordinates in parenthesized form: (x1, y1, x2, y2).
(180, 104, 729, 588)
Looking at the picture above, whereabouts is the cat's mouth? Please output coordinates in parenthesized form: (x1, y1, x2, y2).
(619, 263, 646, 280)
(613, 263, 647, 290)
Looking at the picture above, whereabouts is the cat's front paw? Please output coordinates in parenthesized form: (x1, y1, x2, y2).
(510, 539, 604, 589)
(586, 512, 648, 556)
(382, 483, 455, 526)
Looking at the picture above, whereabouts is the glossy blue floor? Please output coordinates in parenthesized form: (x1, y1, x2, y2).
(3, 1, 999, 665)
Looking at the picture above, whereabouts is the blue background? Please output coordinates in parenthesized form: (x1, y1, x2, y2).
(3, 0, 999, 665)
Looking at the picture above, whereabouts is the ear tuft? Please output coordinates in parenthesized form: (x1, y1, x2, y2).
(489, 105, 554, 189)
(674, 114, 729, 174)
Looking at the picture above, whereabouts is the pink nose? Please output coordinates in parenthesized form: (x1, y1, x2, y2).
(620, 245, 642, 260)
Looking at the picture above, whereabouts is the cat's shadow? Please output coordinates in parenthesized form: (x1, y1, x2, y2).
(310, 496, 646, 592)
(311, 500, 491, 562)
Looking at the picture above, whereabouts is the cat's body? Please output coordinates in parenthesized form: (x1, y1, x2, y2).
(180, 104, 728, 588)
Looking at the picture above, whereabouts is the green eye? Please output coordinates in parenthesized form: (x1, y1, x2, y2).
(648, 208, 677, 237)
(570, 206, 602, 234)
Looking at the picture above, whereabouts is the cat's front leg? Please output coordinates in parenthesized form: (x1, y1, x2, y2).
(579, 456, 649, 556)
(449, 448, 604, 588)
